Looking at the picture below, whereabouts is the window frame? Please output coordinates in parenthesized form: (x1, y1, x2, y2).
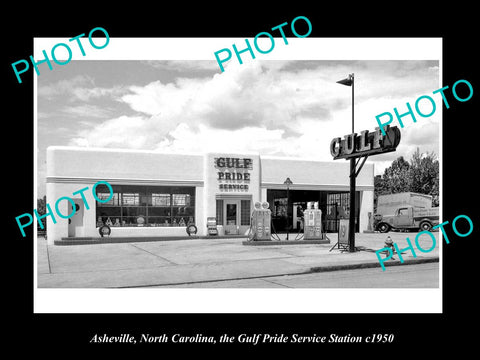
(95, 185, 195, 227)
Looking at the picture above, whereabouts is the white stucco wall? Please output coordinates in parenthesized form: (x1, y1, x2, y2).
(260, 156, 373, 191)
(47, 146, 203, 182)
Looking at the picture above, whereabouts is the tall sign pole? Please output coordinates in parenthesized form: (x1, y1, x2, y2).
(336, 73, 356, 252)
(332, 74, 401, 253)
(348, 74, 355, 252)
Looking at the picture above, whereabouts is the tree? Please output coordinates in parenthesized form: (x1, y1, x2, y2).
(374, 156, 410, 211)
(382, 156, 411, 193)
(374, 149, 439, 208)
(37, 195, 47, 230)
(409, 148, 439, 206)
(373, 175, 386, 211)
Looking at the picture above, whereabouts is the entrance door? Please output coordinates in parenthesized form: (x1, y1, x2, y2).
(68, 199, 84, 237)
(224, 201, 239, 235)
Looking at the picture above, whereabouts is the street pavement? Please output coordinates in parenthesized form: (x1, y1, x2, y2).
(37, 231, 440, 288)
(156, 263, 439, 288)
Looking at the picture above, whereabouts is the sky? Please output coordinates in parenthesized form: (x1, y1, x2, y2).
(36, 58, 441, 197)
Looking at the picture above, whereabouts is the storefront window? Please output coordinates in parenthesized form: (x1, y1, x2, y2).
(173, 194, 190, 206)
(122, 193, 140, 206)
(152, 193, 170, 206)
(216, 199, 224, 225)
(95, 185, 195, 227)
(240, 200, 251, 225)
(96, 192, 120, 206)
(325, 192, 359, 232)
(274, 197, 288, 217)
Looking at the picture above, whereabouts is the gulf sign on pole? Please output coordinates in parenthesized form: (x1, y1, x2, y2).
(330, 125, 401, 160)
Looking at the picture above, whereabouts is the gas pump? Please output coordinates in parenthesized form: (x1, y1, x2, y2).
(206, 217, 218, 236)
(303, 202, 322, 240)
(250, 201, 271, 240)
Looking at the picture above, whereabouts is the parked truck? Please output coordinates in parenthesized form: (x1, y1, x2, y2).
(375, 205, 439, 232)
(374, 192, 439, 232)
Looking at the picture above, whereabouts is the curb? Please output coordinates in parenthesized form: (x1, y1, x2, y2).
(115, 257, 440, 288)
(242, 239, 330, 246)
(309, 256, 439, 273)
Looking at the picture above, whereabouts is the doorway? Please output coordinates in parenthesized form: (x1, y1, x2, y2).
(68, 199, 84, 237)
(224, 200, 239, 234)
(216, 197, 252, 236)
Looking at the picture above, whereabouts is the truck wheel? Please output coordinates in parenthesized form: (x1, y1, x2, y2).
(378, 223, 390, 233)
(420, 222, 432, 232)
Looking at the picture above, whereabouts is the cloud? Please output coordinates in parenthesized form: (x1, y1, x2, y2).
(62, 60, 440, 170)
(38, 74, 127, 103)
(144, 60, 220, 73)
(120, 79, 203, 117)
(154, 123, 286, 154)
(119, 60, 340, 134)
(38, 74, 95, 100)
(403, 121, 439, 147)
(60, 104, 115, 118)
(69, 115, 154, 148)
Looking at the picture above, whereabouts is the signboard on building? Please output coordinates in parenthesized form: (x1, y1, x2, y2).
(214, 157, 253, 192)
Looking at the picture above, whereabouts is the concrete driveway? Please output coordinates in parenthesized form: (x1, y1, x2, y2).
(37, 231, 440, 288)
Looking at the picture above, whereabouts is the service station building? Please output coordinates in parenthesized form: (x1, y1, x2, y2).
(45, 146, 374, 245)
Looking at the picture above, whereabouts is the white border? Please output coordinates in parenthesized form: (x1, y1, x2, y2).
(33, 37, 441, 60)
(36, 288, 441, 313)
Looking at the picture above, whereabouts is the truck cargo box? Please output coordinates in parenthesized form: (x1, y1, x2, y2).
(377, 192, 432, 216)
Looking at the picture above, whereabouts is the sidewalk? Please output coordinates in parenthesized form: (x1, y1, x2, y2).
(37, 231, 439, 288)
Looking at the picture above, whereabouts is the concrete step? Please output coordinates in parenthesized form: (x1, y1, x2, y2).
(56, 234, 247, 245)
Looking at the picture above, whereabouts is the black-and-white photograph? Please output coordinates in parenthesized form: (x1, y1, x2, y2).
(33, 37, 443, 313)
